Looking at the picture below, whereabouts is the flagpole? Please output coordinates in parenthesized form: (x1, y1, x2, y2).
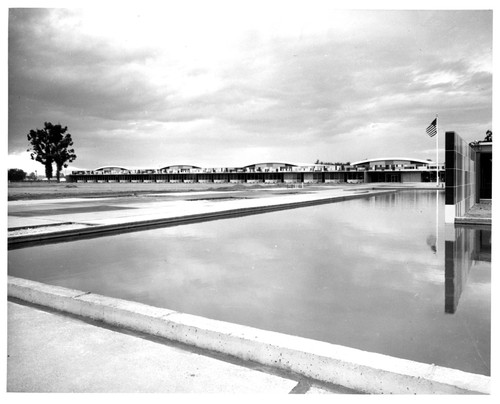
(436, 113, 439, 187)
(436, 187, 439, 254)
(435, 114, 439, 253)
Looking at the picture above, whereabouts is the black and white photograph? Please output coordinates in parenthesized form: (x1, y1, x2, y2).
(4, 0, 495, 397)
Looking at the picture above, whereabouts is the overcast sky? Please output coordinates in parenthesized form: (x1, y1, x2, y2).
(7, 4, 493, 173)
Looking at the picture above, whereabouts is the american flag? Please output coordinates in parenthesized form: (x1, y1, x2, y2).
(426, 118, 437, 137)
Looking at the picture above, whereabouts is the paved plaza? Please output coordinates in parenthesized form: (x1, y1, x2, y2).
(8, 301, 350, 393)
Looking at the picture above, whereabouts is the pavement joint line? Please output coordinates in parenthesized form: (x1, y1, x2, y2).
(73, 291, 92, 299)
(289, 380, 312, 394)
(7, 276, 490, 395)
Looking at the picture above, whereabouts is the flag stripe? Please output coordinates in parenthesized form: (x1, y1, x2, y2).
(426, 118, 437, 137)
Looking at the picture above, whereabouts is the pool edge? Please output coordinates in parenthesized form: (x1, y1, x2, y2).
(7, 276, 490, 395)
(8, 189, 397, 247)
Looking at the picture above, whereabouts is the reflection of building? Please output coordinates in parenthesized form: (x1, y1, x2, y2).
(444, 226, 491, 314)
(69, 158, 445, 184)
(445, 131, 493, 222)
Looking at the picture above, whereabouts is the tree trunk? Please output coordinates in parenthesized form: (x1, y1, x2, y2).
(44, 162, 53, 180)
(56, 162, 63, 183)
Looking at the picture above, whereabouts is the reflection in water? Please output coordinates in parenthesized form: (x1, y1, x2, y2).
(8, 190, 491, 376)
(426, 235, 437, 254)
(445, 226, 491, 314)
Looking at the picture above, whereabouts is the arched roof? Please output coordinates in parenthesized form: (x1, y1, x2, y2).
(94, 166, 129, 171)
(242, 162, 299, 169)
(159, 164, 202, 170)
(351, 157, 433, 166)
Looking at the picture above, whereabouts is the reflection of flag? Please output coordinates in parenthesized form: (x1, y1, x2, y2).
(426, 235, 437, 253)
(426, 118, 437, 137)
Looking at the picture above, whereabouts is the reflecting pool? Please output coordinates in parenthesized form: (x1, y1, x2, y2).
(8, 190, 491, 375)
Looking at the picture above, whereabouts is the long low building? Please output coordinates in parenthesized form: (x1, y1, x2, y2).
(69, 158, 445, 184)
(350, 157, 445, 183)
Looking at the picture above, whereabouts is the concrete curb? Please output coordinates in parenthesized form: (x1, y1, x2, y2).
(455, 217, 492, 226)
(8, 190, 395, 247)
(8, 276, 490, 395)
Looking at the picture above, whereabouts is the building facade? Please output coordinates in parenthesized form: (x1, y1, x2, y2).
(69, 158, 445, 184)
(350, 157, 445, 183)
(444, 131, 492, 223)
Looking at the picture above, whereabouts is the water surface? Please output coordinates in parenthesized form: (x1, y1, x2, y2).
(9, 190, 491, 375)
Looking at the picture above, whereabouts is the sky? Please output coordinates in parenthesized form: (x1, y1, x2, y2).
(6, 2, 494, 174)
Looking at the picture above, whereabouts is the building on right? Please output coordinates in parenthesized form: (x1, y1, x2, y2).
(444, 131, 492, 223)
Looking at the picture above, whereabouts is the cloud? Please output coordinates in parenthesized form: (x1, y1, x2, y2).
(8, 8, 493, 171)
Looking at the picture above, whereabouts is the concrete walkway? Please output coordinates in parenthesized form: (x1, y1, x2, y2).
(7, 187, 394, 245)
(7, 276, 490, 395)
(7, 300, 348, 394)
